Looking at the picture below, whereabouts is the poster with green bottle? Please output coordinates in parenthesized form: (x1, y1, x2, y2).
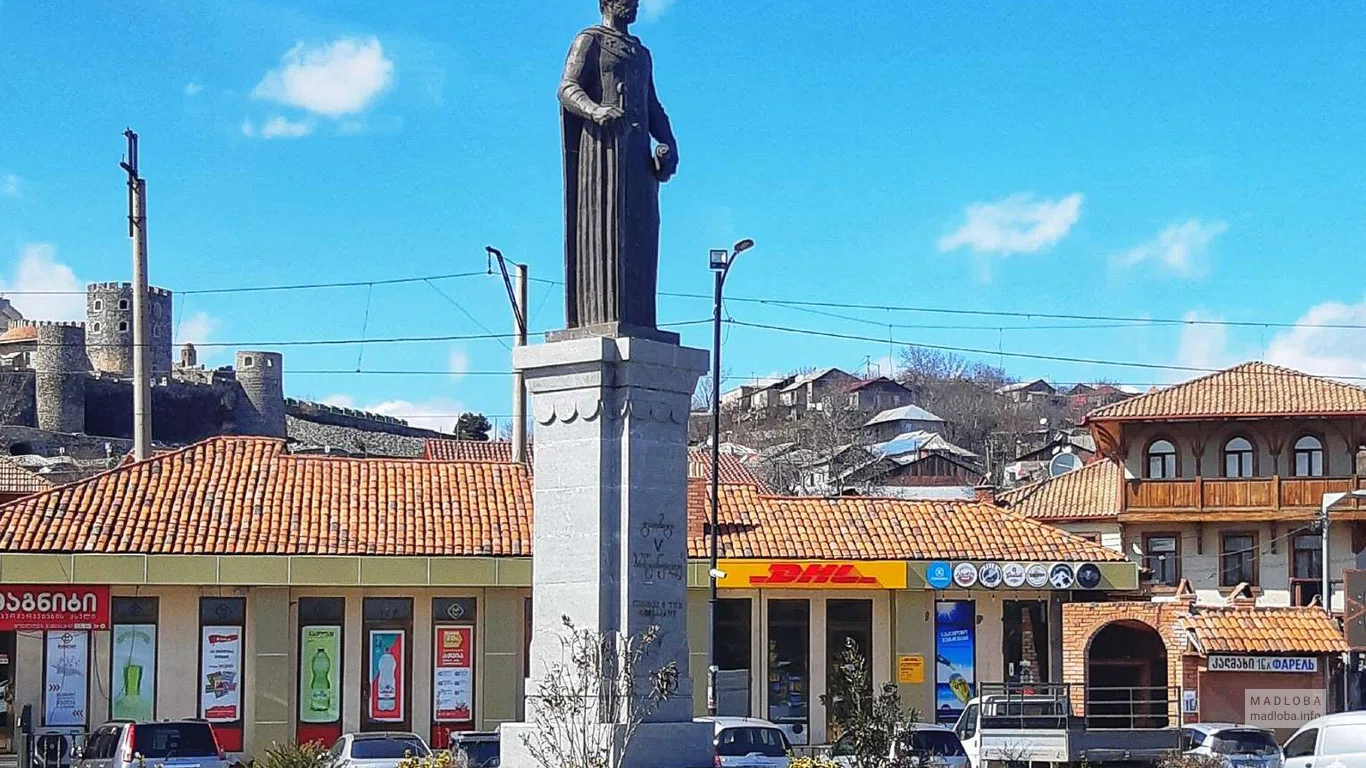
(299, 626, 341, 723)
(111, 624, 156, 721)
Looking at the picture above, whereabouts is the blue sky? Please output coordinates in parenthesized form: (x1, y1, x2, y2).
(3, 1, 1366, 431)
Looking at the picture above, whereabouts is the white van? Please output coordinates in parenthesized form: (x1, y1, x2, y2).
(1283, 712, 1366, 768)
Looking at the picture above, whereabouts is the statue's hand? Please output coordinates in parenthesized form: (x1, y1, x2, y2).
(654, 144, 678, 182)
(590, 103, 624, 126)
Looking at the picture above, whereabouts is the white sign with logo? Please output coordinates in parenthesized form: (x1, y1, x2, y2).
(952, 563, 979, 588)
(1209, 656, 1319, 673)
(1002, 563, 1026, 588)
(44, 631, 89, 727)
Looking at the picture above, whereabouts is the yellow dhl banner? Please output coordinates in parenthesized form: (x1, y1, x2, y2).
(717, 560, 907, 590)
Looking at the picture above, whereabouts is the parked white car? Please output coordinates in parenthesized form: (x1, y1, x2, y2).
(325, 733, 432, 768)
(1284, 712, 1366, 768)
(1181, 724, 1282, 768)
(696, 717, 791, 768)
(830, 723, 968, 768)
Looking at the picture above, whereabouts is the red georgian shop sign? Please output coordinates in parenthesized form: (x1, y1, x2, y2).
(0, 586, 110, 631)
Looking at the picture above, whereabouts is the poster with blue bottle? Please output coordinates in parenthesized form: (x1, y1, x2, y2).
(934, 601, 976, 725)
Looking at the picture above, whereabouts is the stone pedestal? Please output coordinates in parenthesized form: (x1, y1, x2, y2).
(499, 335, 713, 768)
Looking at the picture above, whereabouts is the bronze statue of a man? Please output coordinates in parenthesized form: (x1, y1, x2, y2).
(560, 0, 679, 333)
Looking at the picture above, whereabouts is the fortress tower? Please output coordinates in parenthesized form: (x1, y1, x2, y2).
(86, 282, 173, 377)
(234, 351, 286, 437)
(31, 321, 89, 434)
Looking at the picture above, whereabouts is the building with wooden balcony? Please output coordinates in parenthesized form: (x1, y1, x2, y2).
(1012, 361, 1366, 609)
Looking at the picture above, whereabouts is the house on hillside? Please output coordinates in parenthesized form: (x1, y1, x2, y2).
(1002, 429, 1098, 488)
(1067, 382, 1139, 412)
(863, 404, 946, 442)
(843, 377, 916, 413)
(777, 368, 861, 417)
(996, 379, 1061, 405)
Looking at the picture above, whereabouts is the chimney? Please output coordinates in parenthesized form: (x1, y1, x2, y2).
(974, 484, 997, 504)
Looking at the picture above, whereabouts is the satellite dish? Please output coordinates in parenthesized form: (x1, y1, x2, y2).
(1048, 453, 1083, 477)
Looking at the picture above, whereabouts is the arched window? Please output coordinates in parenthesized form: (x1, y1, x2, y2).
(1224, 437, 1254, 478)
(1294, 435, 1325, 477)
(1147, 440, 1178, 479)
(92, 299, 103, 311)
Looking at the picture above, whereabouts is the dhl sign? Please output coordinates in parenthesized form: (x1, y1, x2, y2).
(717, 560, 907, 590)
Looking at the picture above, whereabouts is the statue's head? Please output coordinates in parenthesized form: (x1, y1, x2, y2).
(600, 0, 639, 24)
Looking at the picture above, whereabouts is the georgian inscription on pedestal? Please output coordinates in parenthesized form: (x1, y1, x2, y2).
(633, 514, 684, 582)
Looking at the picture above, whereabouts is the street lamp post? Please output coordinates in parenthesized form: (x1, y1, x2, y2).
(707, 238, 754, 717)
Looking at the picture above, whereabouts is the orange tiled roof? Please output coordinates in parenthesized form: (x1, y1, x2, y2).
(0, 436, 1122, 563)
(0, 459, 54, 495)
(1184, 607, 1347, 655)
(1087, 362, 1366, 422)
(0, 437, 533, 556)
(687, 449, 766, 488)
(0, 325, 37, 344)
(999, 459, 1121, 521)
(688, 481, 1126, 562)
(423, 439, 518, 462)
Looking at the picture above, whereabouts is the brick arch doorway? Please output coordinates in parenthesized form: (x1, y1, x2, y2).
(1086, 620, 1169, 729)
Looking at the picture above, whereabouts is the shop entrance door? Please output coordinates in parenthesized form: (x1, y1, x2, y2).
(0, 631, 13, 754)
(1003, 601, 1048, 686)
(766, 600, 810, 745)
(826, 600, 872, 739)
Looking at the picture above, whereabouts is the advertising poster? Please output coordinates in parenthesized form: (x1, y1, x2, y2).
(200, 625, 243, 722)
(433, 626, 474, 722)
(300, 626, 342, 724)
(934, 601, 976, 725)
(112, 624, 157, 721)
(369, 630, 406, 722)
(44, 631, 89, 727)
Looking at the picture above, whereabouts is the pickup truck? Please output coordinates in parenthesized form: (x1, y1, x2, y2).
(950, 684, 1181, 768)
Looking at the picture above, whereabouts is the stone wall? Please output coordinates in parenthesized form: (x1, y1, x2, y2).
(86, 282, 173, 376)
(85, 376, 238, 444)
(1061, 601, 1191, 719)
(235, 351, 286, 437)
(33, 322, 88, 433)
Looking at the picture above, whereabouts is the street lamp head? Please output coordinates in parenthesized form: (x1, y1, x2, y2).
(709, 249, 729, 270)
(733, 238, 755, 256)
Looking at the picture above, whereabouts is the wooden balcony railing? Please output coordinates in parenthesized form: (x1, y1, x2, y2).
(1125, 475, 1366, 513)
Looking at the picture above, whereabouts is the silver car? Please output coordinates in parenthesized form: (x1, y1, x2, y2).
(76, 721, 229, 768)
(1182, 724, 1283, 768)
(325, 733, 432, 768)
(697, 717, 791, 768)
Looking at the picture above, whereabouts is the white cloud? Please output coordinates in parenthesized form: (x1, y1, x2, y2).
(641, 0, 677, 21)
(1264, 296, 1366, 380)
(1173, 310, 1236, 374)
(252, 36, 394, 118)
(176, 311, 218, 347)
(185, 82, 204, 97)
(2, 173, 21, 198)
(0, 244, 86, 320)
(1115, 218, 1228, 277)
(448, 346, 469, 380)
(320, 394, 466, 433)
(258, 115, 315, 139)
(938, 193, 1083, 256)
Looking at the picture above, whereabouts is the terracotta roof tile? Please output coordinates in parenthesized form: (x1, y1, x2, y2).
(423, 440, 519, 462)
(1087, 362, 1366, 421)
(0, 436, 1122, 563)
(0, 325, 37, 344)
(999, 459, 1121, 521)
(1184, 607, 1347, 655)
(687, 450, 766, 488)
(0, 437, 533, 556)
(0, 458, 54, 495)
(688, 481, 1126, 562)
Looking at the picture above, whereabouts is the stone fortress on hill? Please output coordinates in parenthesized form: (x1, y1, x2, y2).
(0, 282, 459, 475)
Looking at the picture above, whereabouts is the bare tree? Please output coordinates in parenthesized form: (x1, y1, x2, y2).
(749, 393, 884, 496)
(521, 617, 679, 768)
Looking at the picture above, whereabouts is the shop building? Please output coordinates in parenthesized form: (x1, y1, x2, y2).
(1061, 590, 1345, 739)
(0, 436, 1138, 758)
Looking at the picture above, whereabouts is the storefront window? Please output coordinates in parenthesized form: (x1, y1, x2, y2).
(43, 630, 90, 728)
(716, 599, 753, 717)
(934, 601, 976, 725)
(363, 598, 413, 731)
(298, 597, 345, 746)
(826, 600, 872, 738)
(431, 598, 477, 749)
(766, 600, 809, 739)
(199, 597, 246, 752)
(111, 597, 159, 722)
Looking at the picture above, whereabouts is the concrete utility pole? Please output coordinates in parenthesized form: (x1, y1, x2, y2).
(120, 129, 152, 461)
(488, 247, 529, 463)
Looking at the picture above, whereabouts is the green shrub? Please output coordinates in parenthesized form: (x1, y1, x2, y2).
(255, 742, 330, 768)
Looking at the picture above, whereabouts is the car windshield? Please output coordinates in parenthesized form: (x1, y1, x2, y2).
(1212, 731, 1279, 757)
(716, 727, 788, 758)
(133, 723, 219, 758)
(351, 738, 430, 760)
(909, 731, 966, 758)
(455, 741, 500, 768)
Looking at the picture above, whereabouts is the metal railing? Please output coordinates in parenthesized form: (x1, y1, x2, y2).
(1083, 686, 1181, 730)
